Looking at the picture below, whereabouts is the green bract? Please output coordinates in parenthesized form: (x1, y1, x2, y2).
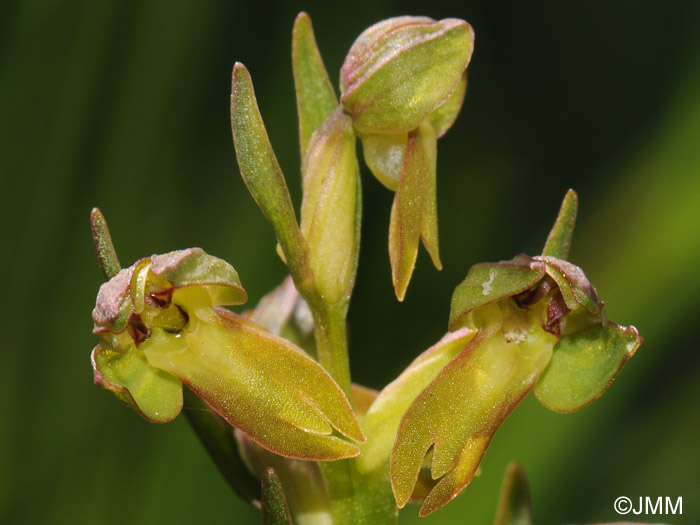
(91, 248, 365, 461)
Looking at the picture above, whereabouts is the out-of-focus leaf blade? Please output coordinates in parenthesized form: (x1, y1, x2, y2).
(341, 18, 474, 134)
(142, 303, 365, 461)
(429, 73, 467, 138)
(231, 63, 311, 284)
(292, 12, 338, 159)
(449, 256, 545, 330)
(493, 462, 532, 525)
(542, 189, 578, 260)
(261, 468, 293, 525)
(300, 108, 359, 304)
(92, 344, 182, 423)
(535, 322, 643, 413)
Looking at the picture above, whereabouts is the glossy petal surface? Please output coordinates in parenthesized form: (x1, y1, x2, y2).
(535, 322, 642, 413)
(341, 17, 474, 134)
(449, 256, 545, 330)
(143, 289, 365, 460)
(361, 132, 407, 191)
(91, 344, 182, 423)
(292, 12, 337, 158)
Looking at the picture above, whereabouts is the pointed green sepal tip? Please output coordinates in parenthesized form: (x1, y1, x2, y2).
(542, 189, 578, 260)
(449, 256, 546, 330)
(292, 12, 337, 159)
(90, 208, 121, 280)
(493, 462, 532, 525)
(91, 344, 183, 423)
(261, 468, 293, 525)
(341, 17, 474, 134)
(231, 62, 310, 285)
(535, 322, 643, 413)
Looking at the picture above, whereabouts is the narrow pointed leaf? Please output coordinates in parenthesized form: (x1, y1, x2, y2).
(292, 12, 338, 159)
(494, 462, 532, 525)
(542, 189, 578, 260)
(361, 132, 407, 191)
(357, 328, 474, 475)
(418, 121, 441, 270)
(389, 125, 432, 301)
(429, 73, 467, 138)
(142, 304, 365, 461)
(537, 256, 603, 315)
(535, 322, 642, 413)
(90, 208, 121, 279)
(261, 468, 293, 525)
(392, 305, 557, 515)
(231, 63, 310, 284)
(300, 108, 359, 304)
(341, 17, 474, 134)
(449, 256, 545, 330)
(92, 344, 183, 423)
(183, 388, 260, 506)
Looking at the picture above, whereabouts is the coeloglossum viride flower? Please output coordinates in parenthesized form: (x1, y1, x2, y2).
(89, 210, 365, 462)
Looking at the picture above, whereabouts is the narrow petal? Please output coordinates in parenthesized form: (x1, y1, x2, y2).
(389, 125, 432, 301)
(231, 63, 310, 282)
(292, 12, 338, 159)
(418, 121, 441, 270)
(542, 189, 578, 260)
(261, 468, 293, 525)
(535, 322, 642, 413)
(91, 344, 182, 423)
(493, 462, 532, 525)
(142, 299, 365, 461)
(449, 256, 545, 330)
(90, 208, 121, 280)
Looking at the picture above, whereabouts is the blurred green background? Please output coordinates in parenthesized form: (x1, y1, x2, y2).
(2, 0, 699, 523)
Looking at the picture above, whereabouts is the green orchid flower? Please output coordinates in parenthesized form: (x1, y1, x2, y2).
(360, 190, 641, 515)
(90, 238, 365, 461)
(340, 16, 474, 300)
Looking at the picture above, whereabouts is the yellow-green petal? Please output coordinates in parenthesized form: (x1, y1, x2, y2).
(428, 73, 467, 138)
(361, 132, 407, 191)
(535, 322, 642, 413)
(91, 344, 183, 423)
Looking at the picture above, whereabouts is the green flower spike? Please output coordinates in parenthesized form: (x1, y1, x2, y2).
(91, 245, 365, 461)
(387, 190, 642, 515)
(340, 16, 474, 300)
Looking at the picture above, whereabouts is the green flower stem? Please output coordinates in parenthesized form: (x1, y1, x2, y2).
(308, 301, 352, 402)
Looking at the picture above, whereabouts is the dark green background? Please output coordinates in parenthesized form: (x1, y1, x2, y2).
(2, 1, 699, 523)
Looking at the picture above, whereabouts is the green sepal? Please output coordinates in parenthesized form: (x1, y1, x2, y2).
(341, 17, 474, 134)
(542, 189, 578, 260)
(261, 468, 293, 525)
(493, 462, 532, 525)
(449, 256, 546, 330)
(300, 108, 359, 304)
(231, 63, 311, 287)
(292, 12, 338, 159)
(150, 248, 247, 306)
(536, 256, 603, 315)
(91, 344, 183, 423)
(389, 121, 439, 301)
(429, 73, 467, 138)
(534, 322, 642, 413)
(90, 207, 121, 280)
